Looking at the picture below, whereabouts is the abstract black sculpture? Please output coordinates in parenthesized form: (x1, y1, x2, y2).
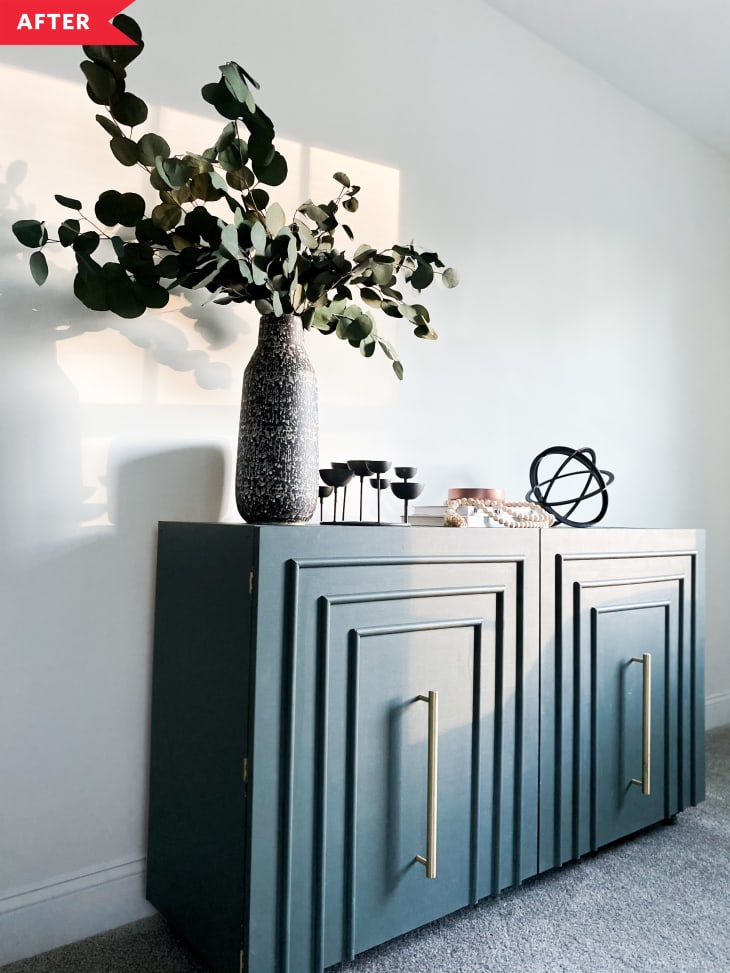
(527, 446, 614, 527)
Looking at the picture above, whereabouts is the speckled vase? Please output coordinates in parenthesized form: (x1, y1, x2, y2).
(235, 314, 318, 524)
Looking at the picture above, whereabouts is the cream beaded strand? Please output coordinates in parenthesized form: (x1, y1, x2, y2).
(444, 497, 555, 528)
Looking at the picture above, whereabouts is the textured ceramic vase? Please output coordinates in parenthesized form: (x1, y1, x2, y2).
(235, 314, 318, 523)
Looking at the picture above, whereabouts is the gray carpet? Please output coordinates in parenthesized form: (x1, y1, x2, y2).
(3, 726, 728, 973)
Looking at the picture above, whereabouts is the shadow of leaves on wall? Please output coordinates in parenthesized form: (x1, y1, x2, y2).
(2, 158, 255, 393)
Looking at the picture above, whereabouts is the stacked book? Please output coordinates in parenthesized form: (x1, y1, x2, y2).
(406, 504, 502, 527)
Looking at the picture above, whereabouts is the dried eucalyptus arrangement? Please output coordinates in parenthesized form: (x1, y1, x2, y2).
(11, 14, 458, 380)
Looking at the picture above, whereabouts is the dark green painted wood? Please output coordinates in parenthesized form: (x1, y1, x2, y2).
(258, 529, 540, 971)
(147, 525, 704, 973)
(147, 523, 256, 973)
(147, 525, 541, 973)
(538, 529, 705, 873)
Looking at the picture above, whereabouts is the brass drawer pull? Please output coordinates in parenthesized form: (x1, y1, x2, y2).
(415, 690, 438, 879)
(630, 653, 651, 796)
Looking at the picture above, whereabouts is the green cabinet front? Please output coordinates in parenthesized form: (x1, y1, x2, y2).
(147, 524, 704, 973)
(148, 524, 541, 973)
(538, 529, 705, 870)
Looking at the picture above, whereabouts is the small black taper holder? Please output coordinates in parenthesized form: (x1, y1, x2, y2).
(391, 467, 424, 523)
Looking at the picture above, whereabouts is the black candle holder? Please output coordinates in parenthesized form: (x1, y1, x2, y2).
(319, 467, 353, 522)
(391, 480, 424, 523)
(318, 484, 333, 523)
(367, 460, 391, 524)
(347, 460, 372, 521)
(331, 462, 354, 521)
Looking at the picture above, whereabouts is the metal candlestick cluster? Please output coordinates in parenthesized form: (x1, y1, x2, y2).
(319, 461, 424, 525)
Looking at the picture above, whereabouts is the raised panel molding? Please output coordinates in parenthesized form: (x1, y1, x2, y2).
(539, 534, 704, 873)
(278, 551, 537, 973)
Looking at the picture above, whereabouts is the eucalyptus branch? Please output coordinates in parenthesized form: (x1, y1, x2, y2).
(11, 13, 457, 374)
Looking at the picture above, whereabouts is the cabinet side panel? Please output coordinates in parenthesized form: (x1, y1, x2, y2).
(692, 535, 706, 804)
(147, 523, 255, 973)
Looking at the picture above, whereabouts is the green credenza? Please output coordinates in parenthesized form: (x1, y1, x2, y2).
(147, 525, 704, 973)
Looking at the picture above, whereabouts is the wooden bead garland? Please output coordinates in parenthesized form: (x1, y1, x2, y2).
(444, 497, 555, 528)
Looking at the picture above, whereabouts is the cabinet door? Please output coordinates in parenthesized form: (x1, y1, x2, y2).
(539, 529, 704, 870)
(585, 584, 671, 846)
(248, 527, 540, 973)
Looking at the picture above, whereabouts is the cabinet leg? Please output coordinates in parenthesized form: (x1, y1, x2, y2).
(664, 814, 678, 826)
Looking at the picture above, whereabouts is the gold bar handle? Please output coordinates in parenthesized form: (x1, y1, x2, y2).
(415, 690, 438, 879)
(630, 653, 651, 796)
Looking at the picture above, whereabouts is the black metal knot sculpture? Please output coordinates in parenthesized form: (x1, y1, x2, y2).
(527, 446, 614, 527)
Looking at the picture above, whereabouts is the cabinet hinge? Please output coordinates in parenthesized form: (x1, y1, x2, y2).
(248, 570, 254, 595)
(243, 757, 249, 783)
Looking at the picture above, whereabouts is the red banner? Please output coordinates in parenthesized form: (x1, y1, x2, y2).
(0, 1, 137, 45)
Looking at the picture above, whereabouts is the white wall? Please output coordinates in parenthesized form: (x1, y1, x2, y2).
(1, 0, 728, 961)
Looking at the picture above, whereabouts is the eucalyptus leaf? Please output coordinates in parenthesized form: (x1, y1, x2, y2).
(58, 219, 81, 247)
(12, 219, 47, 248)
(251, 260, 268, 286)
(333, 171, 350, 188)
(117, 192, 146, 226)
(414, 323, 437, 339)
(110, 91, 148, 127)
(247, 131, 275, 167)
(250, 220, 267, 253)
(74, 268, 108, 311)
(54, 194, 83, 211)
(252, 151, 287, 187)
(96, 115, 123, 138)
(359, 287, 382, 308)
(137, 132, 171, 166)
(110, 136, 138, 166)
(81, 61, 118, 103)
(29, 250, 48, 286)
(107, 275, 147, 318)
(151, 202, 183, 231)
(371, 262, 395, 286)
(111, 235, 126, 262)
(408, 259, 434, 290)
(204, 78, 244, 120)
(219, 141, 249, 172)
(220, 224, 240, 259)
(295, 220, 317, 250)
(353, 245, 377, 263)
(155, 156, 191, 190)
(442, 267, 459, 288)
(265, 202, 285, 236)
(111, 12, 143, 52)
(244, 189, 266, 212)
(226, 168, 255, 191)
(191, 172, 221, 201)
(360, 335, 376, 357)
(72, 231, 100, 255)
(133, 281, 169, 309)
(220, 63, 255, 112)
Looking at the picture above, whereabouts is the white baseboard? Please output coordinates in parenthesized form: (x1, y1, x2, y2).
(0, 857, 156, 967)
(706, 690, 730, 730)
